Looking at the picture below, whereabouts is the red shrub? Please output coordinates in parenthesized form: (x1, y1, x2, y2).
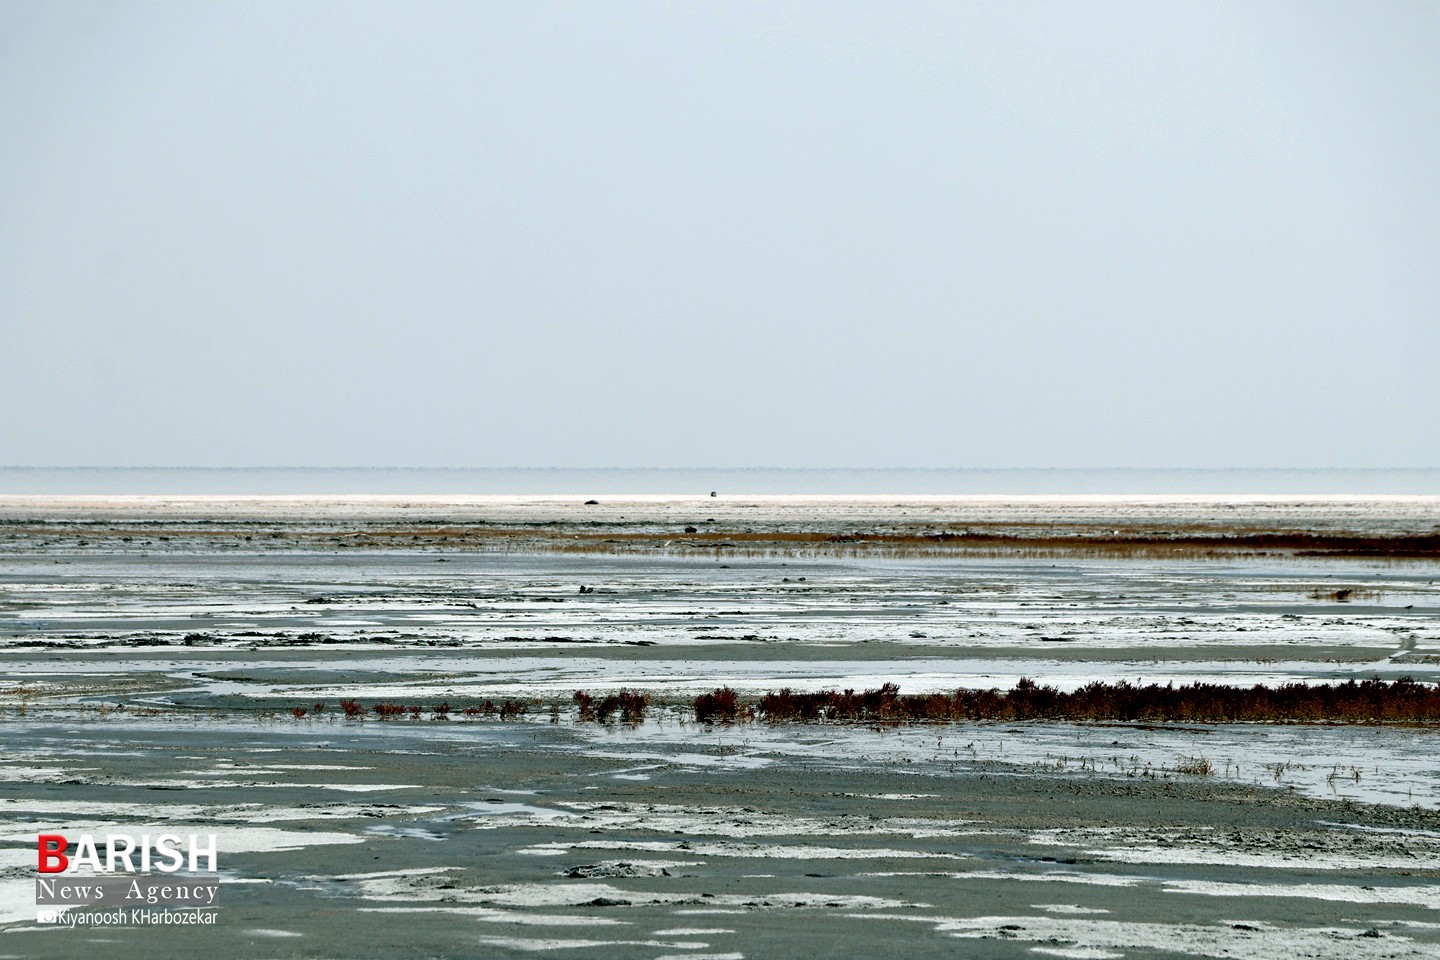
(694, 687, 745, 724)
(573, 689, 648, 723)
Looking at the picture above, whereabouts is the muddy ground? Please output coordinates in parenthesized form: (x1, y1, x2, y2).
(1, 496, 1437, 958)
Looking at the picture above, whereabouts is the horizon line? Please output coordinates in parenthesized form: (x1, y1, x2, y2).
(2, 465, 1438, 473)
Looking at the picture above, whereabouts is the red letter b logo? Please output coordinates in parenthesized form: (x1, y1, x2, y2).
(38, 835, 68, 874)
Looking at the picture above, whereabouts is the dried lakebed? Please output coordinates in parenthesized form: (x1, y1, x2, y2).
(2, 720, 1439, 958)
(1, 496, 1438, 957)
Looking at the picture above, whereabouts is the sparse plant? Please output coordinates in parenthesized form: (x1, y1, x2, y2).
(1173, 756, 1214, 776)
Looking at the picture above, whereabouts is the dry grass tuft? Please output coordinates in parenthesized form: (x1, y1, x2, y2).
(1173, 756, 1215, 776)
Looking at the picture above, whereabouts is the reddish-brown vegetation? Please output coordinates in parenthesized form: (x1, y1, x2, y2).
(693, 686, 751, 724)
(695, 678, 1440, 725)
(573, 689, 647, 723)
(301, 679, 1439, 728)
(16, 519, 1440, 559)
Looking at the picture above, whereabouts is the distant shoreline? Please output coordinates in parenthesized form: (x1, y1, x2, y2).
(4, 494, 1438, 559)
(2, 465, 1439, 497)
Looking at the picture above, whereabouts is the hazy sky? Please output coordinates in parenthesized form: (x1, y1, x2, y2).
(2, 1, 1436, 468)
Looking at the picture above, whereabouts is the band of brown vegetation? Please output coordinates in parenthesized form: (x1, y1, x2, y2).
(694, 678, 1440, 724)
(7, 522, 1440, 558)
(286, 679, 1440, 726)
